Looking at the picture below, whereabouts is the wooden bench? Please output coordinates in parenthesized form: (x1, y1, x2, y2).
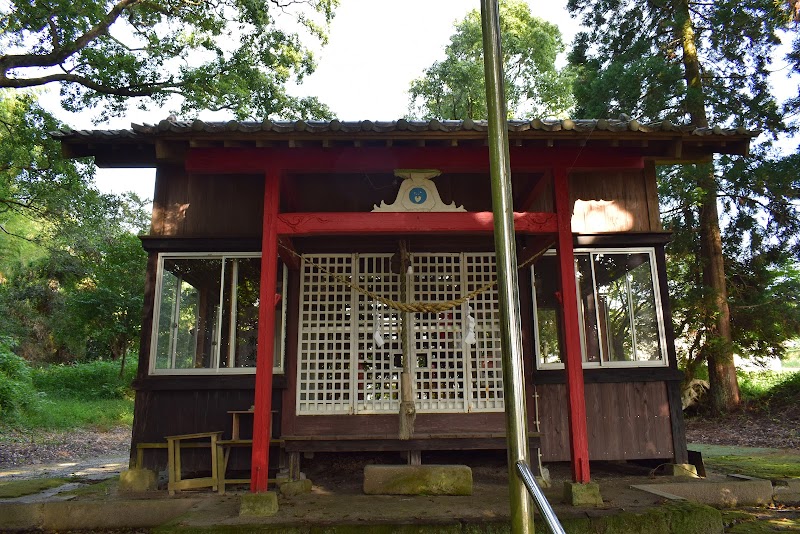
(135, 441, 212, 469)
(215, 438, 285, 494)
(165, 431, 223, 495)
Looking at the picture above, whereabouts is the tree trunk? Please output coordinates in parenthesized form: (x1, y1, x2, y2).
(675, 0, 740, 412)
(698, 164, 740, 412)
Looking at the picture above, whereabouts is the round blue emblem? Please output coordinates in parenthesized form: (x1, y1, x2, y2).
(409, 187, 427, 205)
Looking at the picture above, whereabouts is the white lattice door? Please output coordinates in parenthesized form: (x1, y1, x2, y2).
(297, 252, 504, 415)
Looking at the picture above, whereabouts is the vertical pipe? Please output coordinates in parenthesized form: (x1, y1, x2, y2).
(552, 166, 591, 483)
(251, 169, 280, 492)
(479, 1, 534, 531)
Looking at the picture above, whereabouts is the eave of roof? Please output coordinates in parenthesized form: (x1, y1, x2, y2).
(53, 118, 758, 168)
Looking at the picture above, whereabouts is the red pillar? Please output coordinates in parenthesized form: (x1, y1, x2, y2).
(251, 169, 280, 492)
(553, 166, 591, 483)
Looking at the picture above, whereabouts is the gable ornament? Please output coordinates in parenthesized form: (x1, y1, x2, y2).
(372, 169, 465, 212)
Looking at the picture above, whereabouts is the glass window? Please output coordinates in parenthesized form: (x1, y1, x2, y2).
(532, 248, 666, 368)
(151, 253, 287, 374)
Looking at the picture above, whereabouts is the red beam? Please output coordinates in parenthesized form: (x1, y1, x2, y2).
(251, 170, 280, 492)
(553, 166, 591, 484)
(186, 146, 644, 175)
(276, 211, 557, 236)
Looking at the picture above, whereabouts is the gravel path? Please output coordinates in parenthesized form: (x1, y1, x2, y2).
(0, 427, 131, 469)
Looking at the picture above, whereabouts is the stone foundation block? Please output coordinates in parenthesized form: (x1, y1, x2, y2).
(662, 463, 699, 478)
(239, 492, 279, 517)
(280, 478, 313, 496)
(563, 481, 603, 506)
(363, 464, 472, 495)
(118, 468, 157, 492)
(773, 479, 800, 504)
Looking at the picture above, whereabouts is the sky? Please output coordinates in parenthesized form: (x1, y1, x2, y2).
(53, 0, 579, 200)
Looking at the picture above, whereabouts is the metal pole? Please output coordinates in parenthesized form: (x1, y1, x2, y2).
(479, 1, 534, 532)
(517, 461, 567, 534)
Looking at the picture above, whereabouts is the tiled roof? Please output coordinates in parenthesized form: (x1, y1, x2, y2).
(53, 117, 756, 139)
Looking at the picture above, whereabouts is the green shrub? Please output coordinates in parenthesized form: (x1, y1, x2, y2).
(0, 338, 38, 421)
(32, 359, 137, 401)
(737, 370, 786, 401)
(23, 398, 134, 430)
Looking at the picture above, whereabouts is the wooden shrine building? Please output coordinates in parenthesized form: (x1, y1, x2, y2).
(58, 118, 754, 490)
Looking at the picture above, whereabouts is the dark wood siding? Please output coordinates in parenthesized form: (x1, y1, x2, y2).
(570, 171, 659, 232)
(131, 378, 282, 472)
(537, 382, 674, 462)
(150, 168, 264, 237)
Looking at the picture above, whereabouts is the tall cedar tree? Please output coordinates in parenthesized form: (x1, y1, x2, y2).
(568, 0, 798, 412)
(407, 0, 573, 119)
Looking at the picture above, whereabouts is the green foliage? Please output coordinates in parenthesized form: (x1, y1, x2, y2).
(0, 97, 150, 364)
(736, 370, 800, 416)
(0, 91, 95, 236)
(407, 0, 573, 120)
(0, 337, 37, 420)
(32, 359, 137, 401)
(0, 0, 338, 120)
(0, 356, 136, 429)
(568, 0, 800, 408)
(21, 398, 134, 430)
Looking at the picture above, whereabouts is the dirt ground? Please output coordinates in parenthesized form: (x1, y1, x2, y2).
(1, 409, 797, 470)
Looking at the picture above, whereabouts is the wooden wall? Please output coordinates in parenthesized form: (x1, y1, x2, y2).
(150, 166, 264, 237)
(570, 170, 661, 233)
(536, 381, 674, 462)
(131, 378, 283, 472)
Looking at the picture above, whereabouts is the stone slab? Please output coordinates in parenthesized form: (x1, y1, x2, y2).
(363, 464, 472, 495)
(633, 479, 774, 507)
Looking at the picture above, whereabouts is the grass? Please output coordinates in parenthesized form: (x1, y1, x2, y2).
(1, 357, 136, 432)
(703, 451, 800, 481)
(21, 398, 134, 431)
(0, 477, 71, 498)
(723, 509, 800, 533)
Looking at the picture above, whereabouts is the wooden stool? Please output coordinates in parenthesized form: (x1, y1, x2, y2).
(166, 431, 223, 495)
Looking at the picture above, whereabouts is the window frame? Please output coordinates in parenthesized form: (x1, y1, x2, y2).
(531, 247, 669, 370)
(149, 251, 288, 376)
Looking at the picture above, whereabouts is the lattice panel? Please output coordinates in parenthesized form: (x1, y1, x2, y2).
(411, 253, 466, 412)
(354, 254, 402, 413)
(297, 255, 355, 414)
(464, 253, 504, 411)
(296, 251, 506, 416)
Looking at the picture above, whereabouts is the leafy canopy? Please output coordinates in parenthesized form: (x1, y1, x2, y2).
(408, 0, 573, 120)
(0, 0, 338, 120)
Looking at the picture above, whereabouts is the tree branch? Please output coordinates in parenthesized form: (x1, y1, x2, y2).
(1, 72, 181, 97)
(0, 0, 142, 76)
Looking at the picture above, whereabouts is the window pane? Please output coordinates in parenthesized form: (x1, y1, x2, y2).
(154, 258, 221, 369)
(593, 252, 662, 363)
(533, 255, 563, 364)
(576, 255, 600, 362)
(220, 258, 262, 368)
(628, 257, 663, 362)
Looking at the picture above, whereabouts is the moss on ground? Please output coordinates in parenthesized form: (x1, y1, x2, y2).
(704, 451, 800, 480)
(0, 477, 70, 498)
(723, 508, 800, 532)
(61, 477, 118, 497)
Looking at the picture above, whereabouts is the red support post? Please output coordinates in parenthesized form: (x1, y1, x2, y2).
(251, 169, 280, 492)
(552, 166, 591, 483)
